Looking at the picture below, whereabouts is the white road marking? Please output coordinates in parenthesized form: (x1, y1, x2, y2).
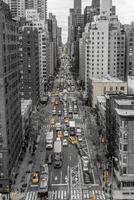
(58, 190, 60, 199)
(61, 190, 63, 199)
(60, 171, 62, 184)
(50, 172, 52, 184)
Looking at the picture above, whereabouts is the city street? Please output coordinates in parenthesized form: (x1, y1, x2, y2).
(11, 59, 107, 200)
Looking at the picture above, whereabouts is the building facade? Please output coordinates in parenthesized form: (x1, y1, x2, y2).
(106, 95, 134, 200)
(21, 99, 32, 152)
(0, 1, 22, 191)
(74, 0, 81, 11)
(89, 77, 127, 108)
(68, 0, 84, 75)
(79, 0, 126, 97)
(20, 26, 40, 108)
(125, 23, 134, 79)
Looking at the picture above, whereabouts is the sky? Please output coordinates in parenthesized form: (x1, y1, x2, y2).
(48, 0, 134, 43)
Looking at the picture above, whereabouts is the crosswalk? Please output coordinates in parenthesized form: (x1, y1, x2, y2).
(25, 191, 38, 200)
(93, 190, 106, 200)
(48, 189, 67, 199)
(25, 189, 106, 200)
(83, 190, 106, 200)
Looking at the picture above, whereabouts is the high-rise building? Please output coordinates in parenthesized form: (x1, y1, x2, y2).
(49, 13, 58, 71)
(57, 27, 62, 48)
(100, 0, 112, 17)
(3, 0, 17, 17)
(84, 5, 99, 26)
(4, 0, 47, 20)
(92, 0, 100, 8)
(17, 0, 25, 17)
(79, 0, 126, 97)
(125, 23, 134, 79)
(106, 95, 134, 200)
(20, 26, 40, 108)
(36, 0, 47, 21)
(74, 0, 81, 11)
(0, 0, 22, 191)
(68, 0, 84, 75)
(25, 0, 34, 9)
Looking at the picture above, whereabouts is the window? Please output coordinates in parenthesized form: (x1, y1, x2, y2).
(124, 132, 128, 139)
(0, 153, 3, 159)
(110, 86, 113, 91)
(123, 145, 128, 151)
(123, 167, 127, 174)
(120, 87, 124, 91)
(123, 155, 127, 163)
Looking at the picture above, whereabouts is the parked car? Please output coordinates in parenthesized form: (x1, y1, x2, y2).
(77, 136, 82, 142)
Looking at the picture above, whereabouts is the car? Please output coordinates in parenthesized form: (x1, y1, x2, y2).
(64, 111, 68, 117)
(52, 109, 56, 115)
(69, 108, 73, 114)
(76, 127, 82, 136)
(62, 139, 68, 146)
(57, 131, 63, 138)
(64, 117, 69, 124)
(50, 118, 55, 125)
(68, 136, 77, 145)
(77, 136, 82, 142)
(58, 110, 62, 116)
(32, 172, 39, 184)
(46, 154, 53, 165)
(63, 130, 69, 137)
(56, 122, 62, 131)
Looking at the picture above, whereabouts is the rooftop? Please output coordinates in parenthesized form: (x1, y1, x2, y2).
(115, 99, 134, 106)
(91, 76, 126, 83)
(115, 108, 134, 117)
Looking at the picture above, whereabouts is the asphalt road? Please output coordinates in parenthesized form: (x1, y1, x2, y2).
(24, 65, 107, 200)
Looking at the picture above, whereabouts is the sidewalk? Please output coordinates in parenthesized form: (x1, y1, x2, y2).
(11, 146, 33, 200)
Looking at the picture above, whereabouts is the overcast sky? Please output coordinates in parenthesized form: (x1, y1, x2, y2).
(48, 0, 134, 43)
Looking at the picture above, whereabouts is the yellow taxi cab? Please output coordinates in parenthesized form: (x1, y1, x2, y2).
(50, 118, 55, 125)
(68, 136, 77, 144)
(57, 131, 63, 139)
(32, 172, 39, 184)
